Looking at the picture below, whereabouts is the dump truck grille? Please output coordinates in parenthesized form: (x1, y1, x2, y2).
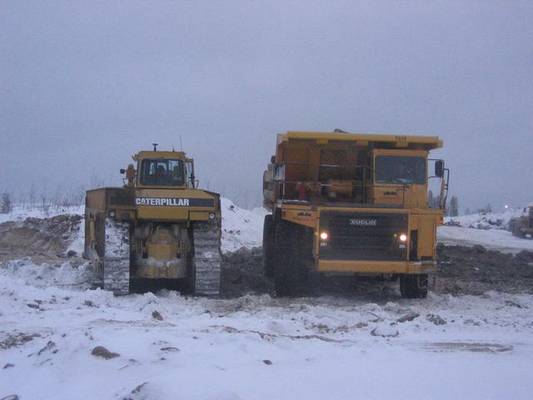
(319, 212, 408, 261)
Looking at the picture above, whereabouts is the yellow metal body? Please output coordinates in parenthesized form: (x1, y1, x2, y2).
(264, 130, 446, 276)
(85, 149, 220, 280)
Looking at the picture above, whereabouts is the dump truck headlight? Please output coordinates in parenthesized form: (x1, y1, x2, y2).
(320, 232, 328, 240)
(209, 212, 216, 220)
(399, 233, 407, 242)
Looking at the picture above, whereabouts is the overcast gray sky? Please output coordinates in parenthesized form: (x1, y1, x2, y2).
(1, 1, 532, 210)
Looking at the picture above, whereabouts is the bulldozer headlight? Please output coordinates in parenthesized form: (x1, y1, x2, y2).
(320, 232, 329, 240)
(399, 233, 407, 242)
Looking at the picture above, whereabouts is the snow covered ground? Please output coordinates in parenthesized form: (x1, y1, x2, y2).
(440, 208, 533, 253)
(0, 205, 84, 225)
(2, 201, 533, 399)
(1, 259, 533, 400)
(445, 208, 523, 230)
(220, 198, 266, 252)
(439, 225, 533, 253)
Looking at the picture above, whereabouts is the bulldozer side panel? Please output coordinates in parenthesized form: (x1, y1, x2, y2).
(85, 188, 132, 261)
(86, 188, 136, 215)
(85, 188, 108, 212)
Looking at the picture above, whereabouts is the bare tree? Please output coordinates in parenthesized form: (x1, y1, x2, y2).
(449, 196, 459, 217)
(1, 192, 12, 214)
(28, 182, 36, 208)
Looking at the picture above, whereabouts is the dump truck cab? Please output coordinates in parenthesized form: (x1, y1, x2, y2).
(263, 131, 449, 298)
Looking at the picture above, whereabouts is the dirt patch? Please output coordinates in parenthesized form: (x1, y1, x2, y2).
(91, 345, 120, 360)
(0, 332, 41, 350)
(0, 215, 82, 263)
(221, 247, 274, 297)
(220, 244, 533, 297)
(436, 244, 533, 295)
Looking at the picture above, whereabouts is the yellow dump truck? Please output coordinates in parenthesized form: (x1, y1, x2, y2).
(510, 204, 533, 239)
(263, 131, 449, 298)
(84, 146, 221, 296)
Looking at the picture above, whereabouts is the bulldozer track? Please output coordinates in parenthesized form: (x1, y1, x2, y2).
(193, 222, 221, 296)
(103, 218, 130, 295)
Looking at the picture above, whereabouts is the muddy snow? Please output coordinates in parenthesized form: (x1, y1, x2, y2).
(1, 205, 533, 399)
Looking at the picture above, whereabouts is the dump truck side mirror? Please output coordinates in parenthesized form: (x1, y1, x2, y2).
(435, 160, 444, 178)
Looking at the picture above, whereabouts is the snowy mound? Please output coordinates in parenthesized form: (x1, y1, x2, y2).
(0, 204, 84, 224)
(439, 206, 533, 253)
(220, 198, 267, 252)
(445, 208, 525, 231)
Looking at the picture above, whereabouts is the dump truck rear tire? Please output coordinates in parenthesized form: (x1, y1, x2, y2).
(263, 214, 275, 278)
(400, 274, 428, 298)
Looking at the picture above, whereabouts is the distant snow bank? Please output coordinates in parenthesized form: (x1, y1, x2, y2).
(445, 208, 525, 231)
(0, 204, 84, 224)
(440, 208, 533, 253)
(438, 226, 533, 254)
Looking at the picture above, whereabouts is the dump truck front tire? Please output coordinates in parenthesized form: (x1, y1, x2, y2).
(273, 220, 313, 297)
(400, 274, 428, 298)
(263, 215, 275, 278)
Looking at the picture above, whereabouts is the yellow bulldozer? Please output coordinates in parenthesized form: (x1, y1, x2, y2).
(263, 131, 449, 298)
(84, 145, 222, 296)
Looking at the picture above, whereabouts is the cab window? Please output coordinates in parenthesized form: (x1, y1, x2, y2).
(140, 159, 185, 186)
(375, 156, 426, 185)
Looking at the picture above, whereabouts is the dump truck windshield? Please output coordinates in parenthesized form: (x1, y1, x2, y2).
(140, 159, 185, 186)
(375, 156, 426, 185)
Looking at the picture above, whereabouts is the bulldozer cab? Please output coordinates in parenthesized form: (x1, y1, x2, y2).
(130, 151, 196, 189)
